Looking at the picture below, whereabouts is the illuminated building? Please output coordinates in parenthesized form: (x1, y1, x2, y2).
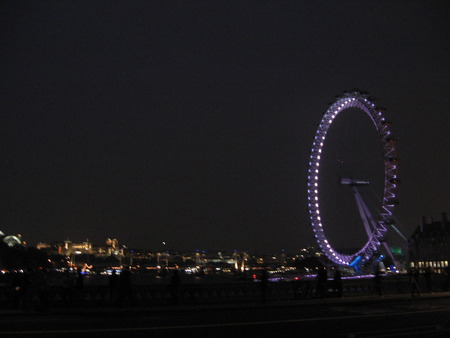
(231, 251, 249, 272)
(59, 239, 93, 256)
(106, 238, 119, 255)
(409, 213, 450, 273)
(36, 242, 50, 250)
(0, 230, 23, 247)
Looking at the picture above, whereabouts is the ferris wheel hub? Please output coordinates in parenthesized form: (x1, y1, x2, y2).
(339, 178, 370, 186)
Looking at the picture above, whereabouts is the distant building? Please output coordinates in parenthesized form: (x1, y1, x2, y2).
(0, 230, 23, 247)
(409, 213, 450, 274)
(54, 239, 93, 256)
(106, 238, 119, 254)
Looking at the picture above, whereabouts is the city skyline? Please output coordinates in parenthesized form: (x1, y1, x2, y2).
(1, 1, 449, 253)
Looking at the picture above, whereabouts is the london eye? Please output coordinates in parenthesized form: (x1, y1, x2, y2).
(307, 92, 399, 267)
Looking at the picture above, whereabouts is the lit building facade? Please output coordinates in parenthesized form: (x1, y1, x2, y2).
(106, 238, 119, 255)
(57, 240, 93, 256)
(409, 213, 450, 273)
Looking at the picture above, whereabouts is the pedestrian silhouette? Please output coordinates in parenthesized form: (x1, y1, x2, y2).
(410, 267, 421, 297)
(333, 269, 343, 298)
(316, 266, 327, 299)
(108, 269, 118, 305)
(76, 270, 84, 289)
(75, 270, 84, 306)
(374, 269, 384, 297)
(35, 268, 50, 310)
(169, 269, 181, 304)
(61, 270, 75, 307)
(260, 269, 269, 304)
(424, 267, 433, 293)
(117, 266, 134, 306)
(10, 271, 23, 309)
(19, 269, 32, 310)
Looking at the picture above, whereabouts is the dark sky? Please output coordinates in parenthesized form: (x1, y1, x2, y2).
(1, 1, 449, 253)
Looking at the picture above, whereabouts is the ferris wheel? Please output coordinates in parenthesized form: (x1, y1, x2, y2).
(307, 92, 399, 267)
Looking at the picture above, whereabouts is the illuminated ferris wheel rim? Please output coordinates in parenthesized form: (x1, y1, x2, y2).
(307, 92, 398, 266)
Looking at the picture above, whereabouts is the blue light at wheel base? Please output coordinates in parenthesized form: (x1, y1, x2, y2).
(349, 255, 363, 273)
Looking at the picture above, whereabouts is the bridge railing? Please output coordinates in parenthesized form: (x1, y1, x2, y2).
(0, 274, 449, 310)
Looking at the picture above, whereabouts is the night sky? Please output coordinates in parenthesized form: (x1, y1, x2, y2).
(1, 1, 449, 253)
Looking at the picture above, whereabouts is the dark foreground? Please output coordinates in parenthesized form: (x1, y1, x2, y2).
(1, 292, 449, 338)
